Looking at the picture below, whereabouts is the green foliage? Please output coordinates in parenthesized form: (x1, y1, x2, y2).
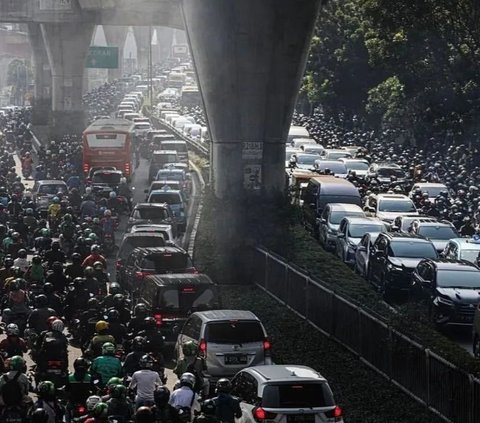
(303, 0, 480, 141)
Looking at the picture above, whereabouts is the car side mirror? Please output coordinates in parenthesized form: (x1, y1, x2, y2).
(357, 246, 366, 252)
(337, 233, 345, 239)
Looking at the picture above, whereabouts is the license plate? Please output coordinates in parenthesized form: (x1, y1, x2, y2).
(224, 354, 248, 365)
(287, 415, 315, 423)
(48, 369, 61, 374)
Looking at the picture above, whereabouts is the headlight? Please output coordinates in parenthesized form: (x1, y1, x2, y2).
(434, 296, 454, 307)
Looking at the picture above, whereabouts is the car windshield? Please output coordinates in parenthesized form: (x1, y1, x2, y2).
(262, 383, 335, 408)
(205, 321, 264, 344)
(327, 152, 350, 159)
(143, 253, 190, 272)
(349, 224, 385, 238)
(345, 161, 368, 171)
(316, 162, 347, 174)
(38, 184, 67, 195)
(421, 187, 445, 197)
(437, 270, 480, 288)
(418, 226, 458, 240)
(119, 236, 165, 259)
(133, 208, 169, 220)
(158, 287, 217, 312)
(150, 193, 182, 204)
(296, 155, 317, 165)
(377, 168, 405, 178)
(460, 250, 480, 263)
(156, 172, 184, 181)
(378, 199, 416, 213)
(389, 241, 438, 258)
(330, 211, 364, 225)
(92, 173, 121, 184)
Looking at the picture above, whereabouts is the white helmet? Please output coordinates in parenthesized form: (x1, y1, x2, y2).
(85, 187, 92, 194)
(86, 395, 101, 411)
(6, 323, 19, 336)
(120, 177, 127, 184)
(51, 319, 64, 332)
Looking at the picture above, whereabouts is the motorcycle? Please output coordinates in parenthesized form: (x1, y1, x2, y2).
(0, 406, 25, 423)
(36, 359, 68, 388)
(103, 232, 116, 256)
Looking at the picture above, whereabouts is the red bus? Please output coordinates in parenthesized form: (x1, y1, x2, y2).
(82, 119, 135, 179)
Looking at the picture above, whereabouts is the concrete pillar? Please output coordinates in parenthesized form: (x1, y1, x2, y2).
(181, 0, 321, 281)
(156, 27, 174, 62)
(103, 25, 127, 82)
(41, 22, 94, 137)
(132, 26, 150, 72)
(27, 23, 51, 125)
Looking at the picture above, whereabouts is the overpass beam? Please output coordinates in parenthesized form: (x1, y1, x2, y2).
(103, 25, 128, 82)
(27, 23, 51, 126)
(133, 26, 150, 72)
(181, 0, 321, 281)
(41, 22, 94, 137)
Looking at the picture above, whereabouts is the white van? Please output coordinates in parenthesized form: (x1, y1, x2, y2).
(288, 125, 310, 144)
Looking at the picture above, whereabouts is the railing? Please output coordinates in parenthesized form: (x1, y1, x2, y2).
(253, 247, 480, 423)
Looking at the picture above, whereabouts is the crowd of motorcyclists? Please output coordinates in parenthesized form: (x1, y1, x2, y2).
(0, 78, 242, 423)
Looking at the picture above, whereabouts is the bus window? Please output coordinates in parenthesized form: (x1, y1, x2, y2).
(86, 134, 126, 148)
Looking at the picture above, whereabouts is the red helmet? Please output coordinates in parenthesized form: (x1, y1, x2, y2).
(47, 316, 59, 329)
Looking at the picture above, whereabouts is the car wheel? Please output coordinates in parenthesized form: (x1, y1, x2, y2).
(474, 335, 480, 359)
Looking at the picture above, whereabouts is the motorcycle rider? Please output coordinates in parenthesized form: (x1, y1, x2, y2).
(102, 282, 122, 309)
(460, 216, 476, 236)
(79, 299, 106, 348)
(127, 303, 149, 335)
(101, 209, 116, 244)
(82, 245, 107, 269)
(106, 384, 134, 422)
(0, 355, 31, 410)
(13, 249, 29, 273)
(210, 379, 242, 423)
(34, 380, 65, 422)
(64, 358, 94, 423)
(90, 342, 122, 388)
(0, 257, 15, 292)
(169, 372, 201, 418)
(34, 228, 52, 254)
(44, 242, 66, 269)
(123, 336, 146, 377)
(86, 321, 116, 358)
(153, 386, 176, 423)
(105, 309, 127, 345)
(65, 253, 84, 279)
(45, 261, 68, 293)
(25, 255, 46, 284)
(64, 277, 90, 321)
(174, 340, 207, 395)
(84, 402, 109, 423)
(0, 324, 28, 357)
(36, 319, 68, 377)
(108, 294, 131, 324)
(27, 295, 57, 335)
(93, 261, 109, 289)
(118, 177, 132, 211)
(129, 354, 163, 409)
(43, 283, 63, 316)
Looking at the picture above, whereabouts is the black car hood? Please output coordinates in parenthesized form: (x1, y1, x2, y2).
(389, 257, 423, 269)
(437, 287, 480, 304)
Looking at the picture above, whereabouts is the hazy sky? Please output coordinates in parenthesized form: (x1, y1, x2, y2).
(93, 25, 137, 59)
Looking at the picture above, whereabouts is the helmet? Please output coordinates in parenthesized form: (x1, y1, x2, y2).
(51, 241, 60, 251)
(113, 293, 125, 306)
(6, 323, 19, 336)
(91, 244, 100, 253)
(17, 249, 27, 259)
(86, 395, 101, 412)
(47, 316, 59, 328)
(32, 255, 42, 265)
(88, 297, 99, 309)
(107, 377, 123, 389)
(180, 372, 196, 389)
(11, 232, 20, 240)
(92, 402, 109, 418)
(95, 320, 109, 332)
(73, 357, 89, 372)
(63, 213, 72, 221)
(202, 399, 216, 416)
(139, 354, 154, 369)
(71, 253, 82, 263)
(109, 282, 121, 295)
(52, 196, 60, 203)
(88, 233, 97, 242)
(107, 308, 120, 322)
(109, 191, 117, 199)
(30, 408, 48, 423)
(74, 277, 85, 288)
(104, 209, 112, 217)
(135, 407, 153, 423)
(4, 258, 14, 267)
(134, 303, 148, 317)
(102, 342, 116, 355)
(9, 355, 25, 371)
(37, 380, 55, 398)
(110, 384, 127, 399)
(154, 386, 170, 405)
(216, 378, 232, 393)
(35, 294, 48, 308)
(143, 316, 156, 330)
(182, 340, 197, 357)
(84, 266, 95, 277)
(132, 336, 146, 351)
(41, 228, 50, 237)
(93, 261, 104, 270)
(51, 319, 64, 332)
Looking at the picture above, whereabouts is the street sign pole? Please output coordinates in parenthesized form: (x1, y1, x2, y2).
(148, 25, 153, 106)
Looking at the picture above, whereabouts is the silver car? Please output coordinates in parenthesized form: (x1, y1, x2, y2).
(354, 232, 381, 277)
(232, 365, 344, 423)
(175, 310, 272, 382)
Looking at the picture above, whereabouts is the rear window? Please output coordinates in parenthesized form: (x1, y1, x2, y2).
(262, 383, 335, 408)
(156, 171, 185, 181)
(158, 287, 217, 311)
(92, 173, 121, 184)
(119, 236, 165, 258)
(133, 208, 169, 220)
(150, 193, 182, 204)
(205, 321, 264, 344)
(161, 142, 188, 153)
(38, 184, 67, 195)
(142, 253, 190, 272)
(153, 154, 177, 164)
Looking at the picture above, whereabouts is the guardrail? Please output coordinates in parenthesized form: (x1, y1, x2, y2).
(252, 247, 480, 423)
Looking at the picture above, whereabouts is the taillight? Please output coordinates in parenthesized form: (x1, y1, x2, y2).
(77, 405, 86, 415)
(83, 163, 89, 174)
(185, 267, 198, 274)
(135, 271, 153, 279)
(116, 259, 123, 270)
(325, 406, 343, 422)
(263, 339, 272, 355)
(199, 338, 207, 354)
(154, 313, 163, 326)
(125, 162, 130, 176)
(253, 407, 276, 421)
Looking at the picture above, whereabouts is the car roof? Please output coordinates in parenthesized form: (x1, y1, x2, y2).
(150, 189, 182, 195)
(376, 194, 410, 200)
(342, 217, 384, 225)
(153, 150, 178, 155)
(245, 365, 325, 382)
(413, 183, 447, 188)
(133, 203, 169, 209)
(193, 309, 259, 321)
(121, 232, 165, 239)
(327, 203, 363, 212)
(373, 162, 402, 168)
(383, 232, 427, 241)
(36, 180, 66, 185)
(448, 238, 480, 249)
(132, 246, 186, 255)
(423, 258, 479, 270)
(413, 221, 453, 227)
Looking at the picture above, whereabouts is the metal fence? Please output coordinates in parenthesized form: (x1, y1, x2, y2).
(253, 247, 480, 423)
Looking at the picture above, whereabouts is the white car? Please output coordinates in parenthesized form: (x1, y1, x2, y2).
(232, 365, 344, 423)
(366, 193, 418, 223)
(339, 158, 370, 177)
(409, 182, 448, 199)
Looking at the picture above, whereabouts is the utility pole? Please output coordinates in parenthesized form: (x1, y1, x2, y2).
(148, 25, 153, 106)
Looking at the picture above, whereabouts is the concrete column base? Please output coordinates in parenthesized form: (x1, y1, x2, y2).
(31, 97, 51, 126)
(49, 110, 86, 138)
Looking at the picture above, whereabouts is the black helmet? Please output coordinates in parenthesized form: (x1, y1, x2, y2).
(52, 261, 63, 273)
(135, 406, 154, 423)
(88, 298, 99, 309)
(154, 386, 170, 405)
(74, 277, 85, 288)
(43, 282, 54, 294)
(30, 408, 48, 423)
(73, 357, 89, 372)
(17, 249, 27, 259)
(202, 399, 216, 416)
(113, 293, 125, 306)
(35, 294, 48, 308)
(71, 253, 82, 263)
(143, 317, 156, 330)
(216, 378, 232, 393)
(107, 308, 120, 322)
(139, 354, 154, 369)
(134, 303, 147, 317)
(132, 336, 146, 351)
(4, 258, 14, 268)
(109, 282, 121, 295)
(51, 241, 60, 250)
(32, 255, 42, 265)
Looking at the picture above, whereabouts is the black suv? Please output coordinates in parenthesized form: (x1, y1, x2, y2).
(412, 259, 480, 326)
(122, 246, 196, 292)
(367, 232, 438, 297)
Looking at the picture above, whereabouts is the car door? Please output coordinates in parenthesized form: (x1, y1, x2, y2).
(318, 206, 330, 246)
(356, 234, 369, 274)
(231, 372, 259, 423)
(369, 235, 388, 283)
(335, 219, 347, 258)
(420, 264, 435, 300)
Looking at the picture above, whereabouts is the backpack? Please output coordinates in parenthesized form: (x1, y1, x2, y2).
(1, 372, 23, 406)
(41, 332, 65, 358)
(176, 390, 195, 423)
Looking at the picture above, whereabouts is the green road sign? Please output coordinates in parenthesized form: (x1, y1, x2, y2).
(85, 46, 118, 69)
